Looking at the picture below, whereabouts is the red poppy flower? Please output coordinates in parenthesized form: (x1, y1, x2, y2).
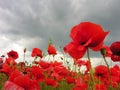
(31, 66, 45, 82)
(73, 78, 88, 90)
(50, 72, 62, 81)
(66, 76, 75, 84)
(110, 41, 120, 62)
(52, 61, 63, 67)
(95, 84, 107, 90)
(4, 79, 40, 90)
(95, 65, 110, 87)
(7, 50, 19, 59)
(54, 65, 68, 77)
(110, 65, 120, 86)
(47, 44, 57, 55)
(0, 63, 11, 75)
(13, 75, 30, 89)
(64, 42, 86, 59)
(110, 41, 120, 55)
(110, 65, 120, 76)
(9, 70, 22, 82)
(39, 60, 51, 69)
(0, 62, 18, 76)
(4, 81, 24, 90)
(5, 57, 17, 65)
(64, 22, 109, 59)
(45, 78, 57, 87)
(5, 70, 30, 89)
(111, 55, 120, 62)
(95, 65, 109, 80)
(31, 48, 42, 58)
(7, 70, 40, 90)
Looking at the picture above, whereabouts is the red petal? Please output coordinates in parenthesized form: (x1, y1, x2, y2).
(64, 42, 86, 59)
(90, 41, 103, 51)
(47, 44, 57, 55)
(4, 81, 24, 90)
(13, 75, 30, 89)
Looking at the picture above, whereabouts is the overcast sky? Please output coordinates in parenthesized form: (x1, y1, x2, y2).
(0, 0, 120, 58)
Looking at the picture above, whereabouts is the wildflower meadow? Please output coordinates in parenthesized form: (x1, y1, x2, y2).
(0, 22, 120, 90)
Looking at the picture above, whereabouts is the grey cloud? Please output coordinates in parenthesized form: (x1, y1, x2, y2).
(79, 0, 120, 45)
(0, 0, 120, 53)
(0, 0, 74, 49)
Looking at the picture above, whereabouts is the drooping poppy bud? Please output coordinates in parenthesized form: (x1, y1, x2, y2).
(47, 44, 57, 56)
(31, 48, 43, 58)
(7, 50, 19, 60)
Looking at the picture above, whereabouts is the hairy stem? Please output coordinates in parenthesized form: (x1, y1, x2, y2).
(102, 55, 113, 89)
(87, 48, 95, 90)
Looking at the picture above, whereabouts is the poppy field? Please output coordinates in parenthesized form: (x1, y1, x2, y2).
(0, 22, 120, 90)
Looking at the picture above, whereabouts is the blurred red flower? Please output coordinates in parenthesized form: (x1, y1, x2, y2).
(5, 70, 40, 90)
(7, 50, 19, 59)
(47, 44, 57, 55)
(111, 55, 120, 62)
(110, 41, 120, 62)
(95, 84, 107, 90)
(8, 70, 22, 82)
(31, 66, 45, 82)
(95, 65, 109, 80)
(5, 57, 17, 65)
(110, 41, 120, 55)
(64, 22, 109, 59)
(66, 76, 75, 84)
(0, 63, 11, 75)
(0, 62, 17, 76)
(39, 60, 51, 69)
(31, 48, 42, 58)
(52, 61, 63, 67)
(64, 42, 86, 59)
(45, 78, 57, 87)
(4, 81, 24, 90)
(54, 65, 68, 77)
(73, 78, 88, 90)
(110, 65, 120, 88)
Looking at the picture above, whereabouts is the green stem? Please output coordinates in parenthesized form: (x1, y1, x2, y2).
(53, 55, 55, 62)
(47, 55, 50, 62)
(59, 46, 67, 66)
(23, 53, 25, 61)
(74, 62, 77, 72)
(32, 56, 38, 64)
(102, 55, 113, 89)
(87, 48, 95, 90)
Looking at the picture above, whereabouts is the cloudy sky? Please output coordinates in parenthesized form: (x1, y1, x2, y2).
(0, 0, 120, 59)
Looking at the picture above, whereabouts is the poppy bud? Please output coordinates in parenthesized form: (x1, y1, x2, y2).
(100, 48, 106, 56)
(24, 48, 27, 53)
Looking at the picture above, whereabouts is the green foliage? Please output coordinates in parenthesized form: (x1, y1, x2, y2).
(0, 73, 8, 90)
(40, 80, 74, 90)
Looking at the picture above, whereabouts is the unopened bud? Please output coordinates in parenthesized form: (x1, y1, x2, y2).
(100, 48, 106, 56)
(24, 48, 27, 53)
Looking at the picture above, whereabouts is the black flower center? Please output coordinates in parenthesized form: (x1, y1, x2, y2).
(97, 73, 103, 77)
(80, 42, 86, 45)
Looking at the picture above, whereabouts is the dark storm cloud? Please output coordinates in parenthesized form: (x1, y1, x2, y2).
(0, 0, 73, 49)
(0, 0, 119, 52)
(79, 0, 120, 45)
